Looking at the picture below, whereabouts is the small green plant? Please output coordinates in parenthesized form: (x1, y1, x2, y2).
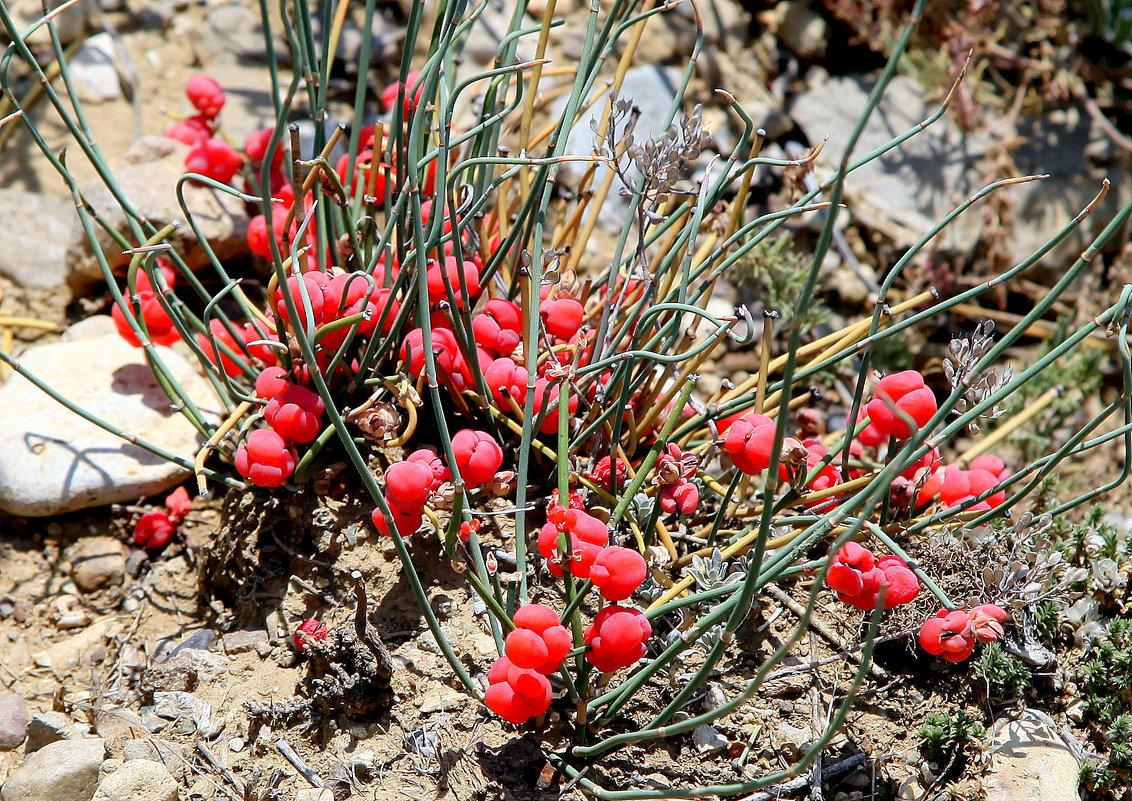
(1081, 618, 1132, 724)
(1107, 714, 1132, 768)
(1033, 600, 1061, 645)
(730, 232, 831, 332)
(919, 711, 985, 762)
(1080, 714, 1132, 798)
(975, 643, 1031, 704)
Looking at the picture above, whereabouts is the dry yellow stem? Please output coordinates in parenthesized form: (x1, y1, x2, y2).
(0, 316, 62, 331)
(517, 0, 559, 198)
(194, 400, 255, 494)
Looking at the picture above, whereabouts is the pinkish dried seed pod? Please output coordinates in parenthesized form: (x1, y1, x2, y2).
(349, 402, 402, 441)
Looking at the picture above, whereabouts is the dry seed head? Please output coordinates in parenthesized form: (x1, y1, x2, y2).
(943, 320, 1012, 432)
(347, 401, 402, 441)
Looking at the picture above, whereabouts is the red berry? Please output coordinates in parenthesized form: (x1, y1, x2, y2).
(384, 461, 434, 509)
(247, 204, 295, 261)
(513, 603, 560, 633)
(112, 291, 180, 347)
(540, 298, 584, 339)
(400, 327, 460, 379)
(370, 506, 423, 537)
(484, 358, 528, 403)
(587, 456, 628, 491)
(197, 319, 256, 377)
(505, 662, 549, 698)
(381, 70, 424, 116)
(583, 606, 651, 673)
(264, 385, 325, 443)
(274, 272, 328, 329)
(406, 449, 450, 490)
(537, 523, 571, 577)
(875, 370, 926, 400)
(722, 413, 776, 474)
(167, 114, 212, 146)
(427, 257, 481, 309)
(939, 466, 972, 507)
(900, 447, 941, 481)
(659, 478, 699, 515)
(472, 299, 522, 356)
(918, 608, 976, 662)
(969, 454, 1008, 479)
(185, 139, 243, 184)
(293, 619, 328, 652)
(512, 604, 572, 674)
(855, 408, 887, 449)
(134, 511, 176, 550)
(321, 271, 400, 347)
(530, 377, 578, 435)
(235, 429, 296, 487)
(874, 555, 921, 609)
(965, 468, 1005, 508)
(546, 488, 585, 518)
(255, 366, 290, 400)
(826, 541, 876, 598)
(539, 511, 606, 578)
(451, 429, 503, 489)
(562, 509, 609, 546)
(505, 628, 548, 670)
(185, 75, 225, 118)
(244, 127, 283, 171)
(537, 625, 572, 674)
(867, 371, 937, 440)
(335, 150, 395, 202)
(484, 677, 549, 724)
(487, 655, 515, 685)
(589, 546, 648, 602)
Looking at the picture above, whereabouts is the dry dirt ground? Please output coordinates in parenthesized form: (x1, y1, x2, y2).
(0, 484, 1009, 800)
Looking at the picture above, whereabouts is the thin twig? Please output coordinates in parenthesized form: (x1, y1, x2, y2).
(277, 738, 325, 788)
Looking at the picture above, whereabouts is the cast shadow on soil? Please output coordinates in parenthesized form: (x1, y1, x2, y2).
(198, 487, 483, 735)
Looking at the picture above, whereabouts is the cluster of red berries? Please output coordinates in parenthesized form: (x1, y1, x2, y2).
(919, 603, 1008, 662)
(584, 606, 652, 673)
(721, 412, 777, 474)
(165, 76, 247, 184)
(484, 600, 654, 724)
(537, 506, 647, 601)
(537, 502, 608, 579)
(195, 318, 276, 377)
(132, 486, 193, 550)
(485, 604, 570, 723)
(233, 368, 327, 488)
(397, 281, 591, 435)
(373, 449, 447, 536)
(825, 542, 920, 610)
(720, 411, 848, 507)
(865, 370, 938, 440)
(112, 259, 181, 348)
(367, 430, 504, 536)
(916, 455, 1009, 510)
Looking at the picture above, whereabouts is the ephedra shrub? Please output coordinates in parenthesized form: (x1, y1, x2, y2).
(3, 0, 1132, 796)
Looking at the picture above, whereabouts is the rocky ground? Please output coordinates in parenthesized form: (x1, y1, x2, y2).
(1, 0, 1131, 799)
